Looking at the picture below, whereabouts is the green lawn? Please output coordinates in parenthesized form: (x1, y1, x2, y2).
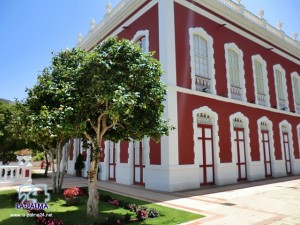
(0, 189, 203, 225)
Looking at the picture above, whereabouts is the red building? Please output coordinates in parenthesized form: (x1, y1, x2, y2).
(67, 0, 300, 192)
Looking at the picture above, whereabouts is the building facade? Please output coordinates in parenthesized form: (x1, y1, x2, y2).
(65, 0, 300, 192)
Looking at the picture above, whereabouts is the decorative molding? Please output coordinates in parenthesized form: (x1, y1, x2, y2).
(224, 42, 247, 102)
(229, 112, 251, 180)
(291, 72, 300, 114)
(131, 30, 150, 53)
(273, 64, 289, 111)
(279, 120, 294, 163)
(257, 116, 276, 168)
(251, 54, 270, 107)
(175, 0, 300, 65)
(189, 27, 216, 94)
(193, 106, 220, 166)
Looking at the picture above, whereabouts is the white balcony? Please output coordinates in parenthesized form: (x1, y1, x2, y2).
(0, 156, 33, 187)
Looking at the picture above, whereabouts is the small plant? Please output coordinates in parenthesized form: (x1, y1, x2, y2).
(125, 203, 137, 212)
(136, 207, 148, 220)
(148, 208, 160, 218)
(63, 187, 84, 198)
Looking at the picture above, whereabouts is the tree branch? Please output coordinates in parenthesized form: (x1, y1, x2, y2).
(87, 118, 97, 133)
(84, 131, 93, 144)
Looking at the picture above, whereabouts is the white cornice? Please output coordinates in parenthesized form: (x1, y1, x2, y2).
(77, 0, 147, 50)
(171, 85, 300, 118)
(193, 0, 300, 62)
(78, 0, 300, 64)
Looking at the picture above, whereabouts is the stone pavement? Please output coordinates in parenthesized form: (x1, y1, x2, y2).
(1, 171, 300, 225)
(97, 176, 300, 225)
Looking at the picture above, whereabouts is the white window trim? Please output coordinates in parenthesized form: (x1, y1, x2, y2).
(189, 27, 216, 94)
(251, 55, 270, 107)
(273, 64, 289, 111)
(131, 30, 149, 53)
(192, 106, 220, 164)
(257, 117, 275, 165)
(279, 120, 294, 164)
(229, 112, 251, 179)
(291, 72, 300, 113)
(225, 43, 247, 102)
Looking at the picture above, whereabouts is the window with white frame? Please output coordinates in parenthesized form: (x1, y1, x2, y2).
(189, 27, 216, 94)
(132, 30, 149, 53)
(292, 72, 300, 113)
(252, 55, 270, 107)
(273, 64, 289, 111)
(225, 43, 246, 101)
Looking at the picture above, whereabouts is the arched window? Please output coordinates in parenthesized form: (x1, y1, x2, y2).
(132, 30, 149, 53)
(193, 106, 220, 185)
(225, 43, 246, 102)
(291, 72, 300, 113)
(257, 117, 274, 177)
(273, 64, 289, 111)
(252, 55, 270, 107)
(229, 112, 250, 181)
(189, 27, 216, 94)
(279, 121, 293, 174)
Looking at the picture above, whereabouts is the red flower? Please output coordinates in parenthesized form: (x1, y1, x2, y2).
(63, 187, 83, 198)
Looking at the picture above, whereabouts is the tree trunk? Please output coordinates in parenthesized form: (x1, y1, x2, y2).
(50, 150, 58, 193)
(86, 149, 100, 219)
(58, 140, 70, 191)
(44, 151, 49, 177)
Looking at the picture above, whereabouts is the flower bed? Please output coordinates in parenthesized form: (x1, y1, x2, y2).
(100, 194, 160, 222)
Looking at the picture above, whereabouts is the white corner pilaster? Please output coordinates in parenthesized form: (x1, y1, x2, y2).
(158, 0, 178, 167)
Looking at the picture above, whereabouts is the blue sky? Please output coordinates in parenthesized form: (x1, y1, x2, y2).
(1, 0, 299, 101)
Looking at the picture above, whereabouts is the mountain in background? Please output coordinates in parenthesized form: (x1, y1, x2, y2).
(0, 98, 14, 104)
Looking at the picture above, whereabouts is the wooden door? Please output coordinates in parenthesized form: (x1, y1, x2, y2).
(234, 128, 247, 180)
(109, 143, 116, 180)
(134, 142, 145, 185)
(198, 124, 214, 185)
(282, 132, 292, 174)
(261, 130, 272, 177)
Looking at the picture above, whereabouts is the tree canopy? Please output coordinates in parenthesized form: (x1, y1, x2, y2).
(12, 37, 171, 218)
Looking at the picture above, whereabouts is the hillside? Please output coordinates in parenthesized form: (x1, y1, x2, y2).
(0, 98, 14, 104)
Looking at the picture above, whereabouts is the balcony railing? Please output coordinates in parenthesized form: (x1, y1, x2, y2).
(195, 75, 211, 92)
(216, 0, 300, 50)
(257, 93, 267, 106)
(0, 156, 32, 186)
(278, 98, 287, 110)
(230, 85, 243, 101)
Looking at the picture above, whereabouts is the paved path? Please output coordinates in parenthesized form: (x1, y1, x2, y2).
(1, 172, 300, 225)
(97, 176, 300, 225)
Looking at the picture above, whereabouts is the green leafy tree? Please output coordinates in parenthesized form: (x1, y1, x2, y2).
(0, 101, 28, 164)
(14, 37, 171, 218)
(15, 54, 84, 192)
(72, 37, 171, 218)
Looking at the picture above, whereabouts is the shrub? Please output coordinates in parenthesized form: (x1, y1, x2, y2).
(148, 208, 160, 218)
(136, 207, 148, 220)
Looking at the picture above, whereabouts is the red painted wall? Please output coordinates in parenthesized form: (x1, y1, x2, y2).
(120, 141, 129, 163)
(116, 4, 159, 60)
(173, 2, 300, 164)
(177, 92, 300, 164)
(69, 139, 74, 161)
(173, 2, 300, 109)
(149, 139, 161, 165)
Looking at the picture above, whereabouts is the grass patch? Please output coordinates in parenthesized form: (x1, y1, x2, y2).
(0, 188, 203, 225)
